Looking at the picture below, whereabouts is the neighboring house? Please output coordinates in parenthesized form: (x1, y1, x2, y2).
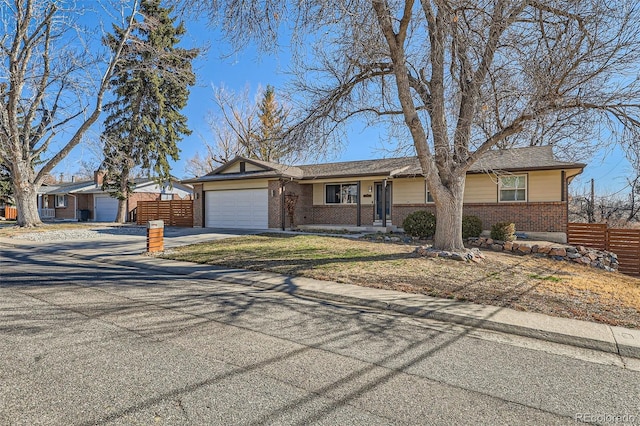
(38, 172, 193, 222)
(183, 146, 585, 241)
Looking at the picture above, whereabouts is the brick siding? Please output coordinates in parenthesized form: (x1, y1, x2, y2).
(393, 202, 567, 233)
(192, 184, 204, 227)
(128, 193, 158, 215)
(311, 205, 358, 225)
(268, 181, 313, 228)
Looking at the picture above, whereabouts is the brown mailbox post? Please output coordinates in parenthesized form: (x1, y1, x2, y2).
(147, 220, 164, 253)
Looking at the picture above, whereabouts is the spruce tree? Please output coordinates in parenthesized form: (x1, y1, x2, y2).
(102, 0, 198, 222)
(251, 85, 290, 162)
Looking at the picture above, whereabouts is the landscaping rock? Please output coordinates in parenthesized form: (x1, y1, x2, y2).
(517, 245, 532, 254)
(413, 245, 485, 263)
(465, 238, 619, 273)
(549, 247, 567, 257)
(538, 246, 551, 254)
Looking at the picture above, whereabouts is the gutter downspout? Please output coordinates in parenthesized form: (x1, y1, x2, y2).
(382, 179, 387, 228)
(280, 180, 286, 231)
(356, 181, 361, 227)
(565, 168, 584, 237)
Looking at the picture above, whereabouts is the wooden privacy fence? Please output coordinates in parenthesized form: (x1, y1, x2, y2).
(567, 223, 640, 276)
(136, 200, 193, 227)
(3, 206, 17, 220)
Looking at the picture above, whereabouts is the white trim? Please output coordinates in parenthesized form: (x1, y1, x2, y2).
(498, 174, 527, 202)
(54, 194, 67, 208)
(68, 194, 77, 220)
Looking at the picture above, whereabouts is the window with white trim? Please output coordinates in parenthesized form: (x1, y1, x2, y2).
(499, 175, 527, 202)
(426, 189, 434, 203)
(325, 183, 358, 204)
(54, 195, 67, 208)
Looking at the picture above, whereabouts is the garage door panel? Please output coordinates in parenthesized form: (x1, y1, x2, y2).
(205, 189, 268, 229)
(95, 196, 118, 222)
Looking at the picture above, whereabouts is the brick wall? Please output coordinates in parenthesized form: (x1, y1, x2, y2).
(392, 202, 567, 233)
(311, 205, 358, 225)
(361, 205, 375, 226)
(268, 181, 313, 228)
(128, 192, 158, 215)
(54, 203, 76, 219)
(76, 194, 91, 210)
(268, 181, 281, 228)
(464, 202, 567, 232)
(192, 184, 204, 227)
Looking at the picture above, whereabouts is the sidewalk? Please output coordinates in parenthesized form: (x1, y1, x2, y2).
(2, 233, 639, 360)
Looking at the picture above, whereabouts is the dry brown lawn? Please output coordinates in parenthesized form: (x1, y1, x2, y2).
(163, 233, 640, 329)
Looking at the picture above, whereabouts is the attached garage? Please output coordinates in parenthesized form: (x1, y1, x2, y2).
(205, 188, 268, 229)
(94, 195, 119, 222)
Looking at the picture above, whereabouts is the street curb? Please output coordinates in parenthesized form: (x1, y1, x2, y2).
(55, 250, 640, 361)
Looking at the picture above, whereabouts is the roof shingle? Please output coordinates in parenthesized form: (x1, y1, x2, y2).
(184, 146, 585, 183)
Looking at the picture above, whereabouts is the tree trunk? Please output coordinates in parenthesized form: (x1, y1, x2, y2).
(431, 175, 466, 251)
(12, 160, 42, 227)
(115, 199, 127, 223)
(115, 171, 130, 223)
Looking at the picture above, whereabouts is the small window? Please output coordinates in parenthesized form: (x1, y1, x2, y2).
(325, 183, 358, 204)
(54, 195, 67, 208)
(426, 190, 434, 203)
(499, 175, 527, 202)
(160, 193, 172, 201)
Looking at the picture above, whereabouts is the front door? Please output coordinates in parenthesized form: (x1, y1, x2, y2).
(375, 182, 391, 222)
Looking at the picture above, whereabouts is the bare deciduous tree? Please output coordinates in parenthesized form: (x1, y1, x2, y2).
(0, 0, 139, 227)
(185, 84, 303, 176)
(193, 0, 640, 250)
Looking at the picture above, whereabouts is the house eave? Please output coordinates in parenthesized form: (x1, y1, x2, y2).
(466, 164, 586, 174)
(182, 173, 286, 184)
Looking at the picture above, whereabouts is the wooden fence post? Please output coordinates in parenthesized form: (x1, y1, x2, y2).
(147, 220, 164, 253)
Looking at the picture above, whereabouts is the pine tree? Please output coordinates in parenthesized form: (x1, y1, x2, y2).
(253, 85, 287, 162)
(102, 0, 198, 222)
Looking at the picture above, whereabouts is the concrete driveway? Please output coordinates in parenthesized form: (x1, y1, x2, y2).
(6, 225, 265, 254)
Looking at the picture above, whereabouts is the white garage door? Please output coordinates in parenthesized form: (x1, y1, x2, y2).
(94, 195, 119, 222)
(205, 189, 268, 229)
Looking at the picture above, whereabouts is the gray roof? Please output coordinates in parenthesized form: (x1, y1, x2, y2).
(39, 177, 190, 194)
(39, 180, 96, 194)
(184, 146, 585, 183)
(299, 146, 585, 178)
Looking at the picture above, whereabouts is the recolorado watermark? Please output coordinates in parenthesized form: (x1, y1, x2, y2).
(575, 413, 638, 424)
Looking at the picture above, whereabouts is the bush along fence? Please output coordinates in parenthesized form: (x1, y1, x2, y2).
(467, 237, 619, 272)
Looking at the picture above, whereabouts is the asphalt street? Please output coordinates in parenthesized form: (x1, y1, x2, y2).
(1, 244, 639, 425)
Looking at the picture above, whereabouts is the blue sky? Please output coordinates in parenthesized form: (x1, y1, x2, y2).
(52, 9, 633, 198)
